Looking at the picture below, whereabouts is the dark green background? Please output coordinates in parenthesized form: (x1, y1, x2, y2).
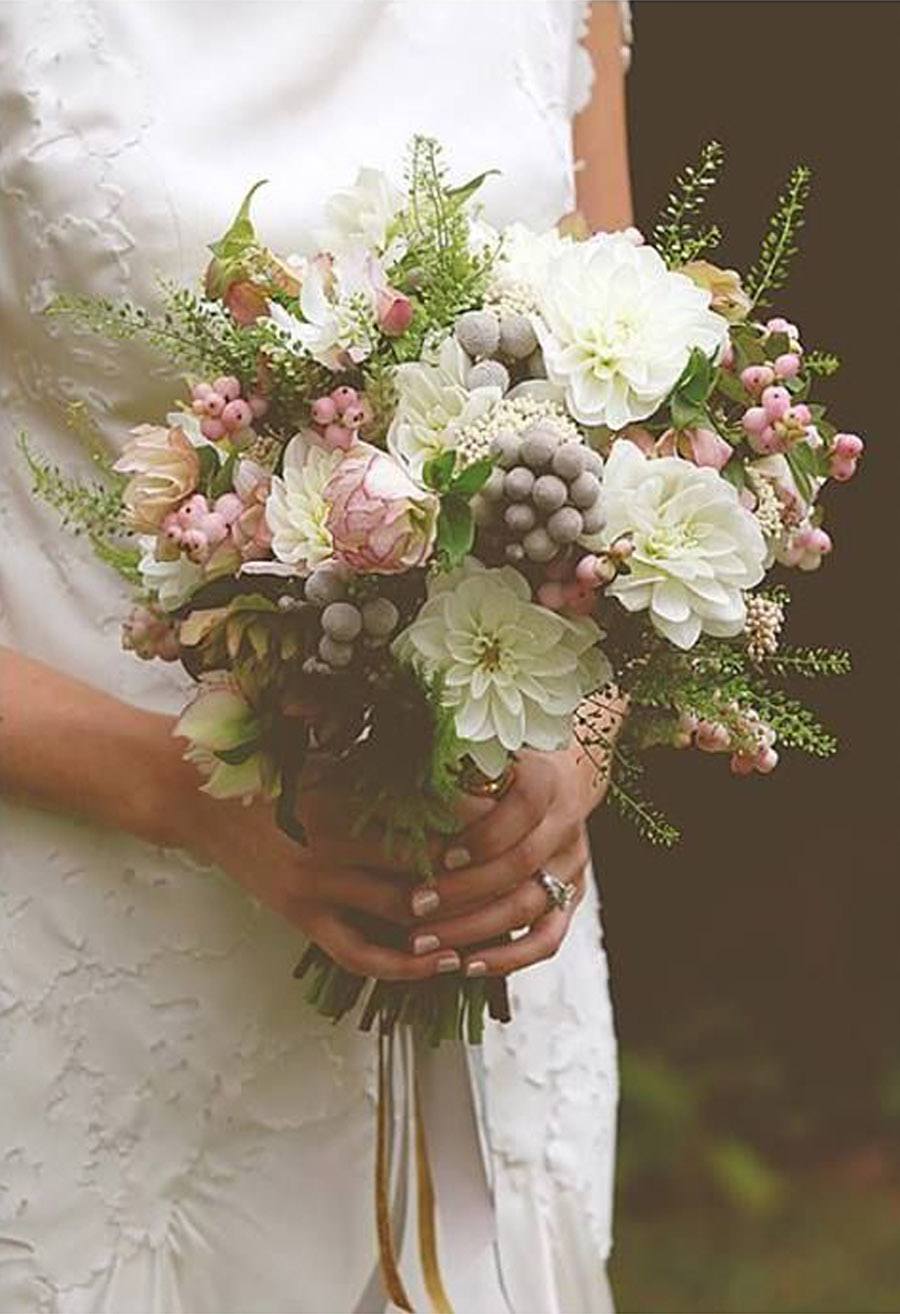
(594, 4, 900, 1310)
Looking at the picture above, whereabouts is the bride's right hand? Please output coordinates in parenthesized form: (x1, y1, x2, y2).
(177, 779, 463, 983)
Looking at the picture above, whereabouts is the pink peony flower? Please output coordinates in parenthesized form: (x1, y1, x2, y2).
(324, 441, 439, 573)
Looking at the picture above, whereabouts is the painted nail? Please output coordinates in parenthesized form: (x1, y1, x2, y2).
(443, 846, 471, 871)
(465, 960, 487, 978)
(411, 888, 440, 918)
(436, 953, 461, 974)
(412, 933, 440, 956)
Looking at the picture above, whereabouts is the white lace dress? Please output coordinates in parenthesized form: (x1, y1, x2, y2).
(0, 4, 624, 1311)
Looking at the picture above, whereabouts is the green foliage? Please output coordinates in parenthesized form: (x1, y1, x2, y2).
(745, 164, 813, 310)
(391, 136, 496, 360)
(424, 448, 495, 570)
(19, 434, 141, 585)
(669, 347, 718, 431)
(651, 141, 725, 268)
(804, 349, 842, 377)
(761, 646, 852, 678)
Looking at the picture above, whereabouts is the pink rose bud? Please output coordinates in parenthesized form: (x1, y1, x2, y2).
(331, 386, 359, 413)
(686, 427, 733, 471)
(324, 441, 440, 573)
(248, 394, 268, 419)
(213, 376, 242, 402)
(762, 385, 792, 421)
(311, 396, 338, 426)
(741, 406, 768, 436)
(730, 753, 756, 776)
(377, 289, 414, 337)
(740, 365, 775, 395)
(214, 493, 243, 524)
(201, 417, 226, 442)
(774, 352, 801, 379)
(537, 581, 566, 610)
(323, 422, 356, 451)
(223, 280, 268, 326)
(202, 392, 226, 418)
(755, 746, 779, 774)
(575, 554, 600, 586)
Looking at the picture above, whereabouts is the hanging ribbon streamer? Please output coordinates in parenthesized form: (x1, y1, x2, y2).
(375, 1032, 456, 1314)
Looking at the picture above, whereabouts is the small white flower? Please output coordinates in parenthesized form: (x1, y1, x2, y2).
(138, 536, 203, 611)
(265, 433, 343, 570)
(268, 246, 381, 370)
(393, 560, 611, 777)
(486, 221, 571, 311)
(387, 336, 501, 478)
(600, 441, 766, 649)
(534, 232, 729, 429)
(317, 167, 405, 256)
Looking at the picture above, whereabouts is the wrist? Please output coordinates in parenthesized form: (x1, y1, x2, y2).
(125, 710, 210, 852)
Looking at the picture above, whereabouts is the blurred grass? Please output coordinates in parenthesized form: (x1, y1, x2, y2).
(612, 1184, 900, 1314)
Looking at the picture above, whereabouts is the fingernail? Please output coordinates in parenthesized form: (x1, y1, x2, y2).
(444, 846, 471, 871)
(465, 960, 487, 978)
(412, 888, 440, 918)
(436, 953, 460, 974)
(412, 933, 440, 956)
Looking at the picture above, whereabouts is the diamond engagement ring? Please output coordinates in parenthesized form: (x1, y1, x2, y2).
(537, 869, 576, 913)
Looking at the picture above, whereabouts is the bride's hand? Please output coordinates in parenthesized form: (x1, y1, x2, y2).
(407, 743, 610, 977)
(178, 777, 462, 983)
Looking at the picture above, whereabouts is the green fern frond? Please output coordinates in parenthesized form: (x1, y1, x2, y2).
(745, 165, 812, 310)
(651, 141, 725, 268)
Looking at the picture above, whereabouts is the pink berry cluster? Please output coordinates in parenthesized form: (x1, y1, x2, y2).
(676, 710, 778, 776)
(536, 539, 633, 616)
(122, 604, 179, 662)
(191, 375, 268, 444)
(778, 523, 833, 571)
(161, 482, 271, 564)
(828, 432, 864, 482)
(308, 385, 372, 451)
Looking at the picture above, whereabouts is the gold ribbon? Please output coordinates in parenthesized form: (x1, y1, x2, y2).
(375, 1033, 455, 1314)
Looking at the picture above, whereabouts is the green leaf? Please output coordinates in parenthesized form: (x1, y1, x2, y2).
(227, 592, 279, 615)
(436, 493, 474, 568)
(211, 450, 238, 498)
(208, 179, 268, 261)
(785, 446, 815, 502)
(450, 456, 494, 496)
(196, 444, 221, 490)
(423, 448, 458, 492)
(715, 366, 750, 405)
(721, 458, 747, 492)
(445, 169, 500, 212)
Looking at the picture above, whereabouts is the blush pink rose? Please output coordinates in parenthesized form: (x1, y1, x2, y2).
(324, 442, 439, 573)
(656, 427, 733, 471)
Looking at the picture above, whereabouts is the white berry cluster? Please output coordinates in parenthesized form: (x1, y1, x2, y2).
(472, 422, 604, 564)
(298, 564, 400, 674)
(454, 394, 581, 467)
(744, 594, 784, 663)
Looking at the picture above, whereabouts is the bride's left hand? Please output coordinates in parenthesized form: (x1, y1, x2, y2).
(407, 742, 610, 977)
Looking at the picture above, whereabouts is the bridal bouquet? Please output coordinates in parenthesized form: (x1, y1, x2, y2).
(28, 138, 860, 1043)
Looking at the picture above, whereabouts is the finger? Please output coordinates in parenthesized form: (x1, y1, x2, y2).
(304, 868, 413, 926)
(305, 908, 461, 982)
(417, 818, 586, 917)
(413, 842, 587, 951)
(460, 905, 576, 978)
(445, 763, 552, 869)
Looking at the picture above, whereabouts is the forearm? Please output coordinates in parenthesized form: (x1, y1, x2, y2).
(0, 646, 195, 847)
(573, 1, 633, 231)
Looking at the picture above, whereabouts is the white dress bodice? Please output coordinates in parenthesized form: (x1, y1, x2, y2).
(0, 5, 620, 1312)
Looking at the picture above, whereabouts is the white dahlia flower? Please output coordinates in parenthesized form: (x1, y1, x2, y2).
(265, 433, 343, 570)
(387, 336, 502, 479)
(534, 232, 729, 429)
(486, 221, 571, 312)
(600, 441, 766, 649)
(393, 560, 611, 778)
